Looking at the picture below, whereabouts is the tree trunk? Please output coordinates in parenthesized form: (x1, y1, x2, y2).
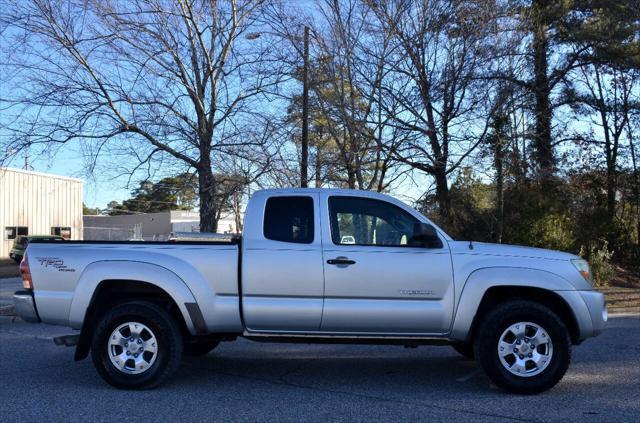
(198, 162, 218, 233)
(301, 26, 310, 188)
(532, 0, 554, 177)
(495, 144, 505, 243)
(346, 165, 356, 189)
(315, 147, 322, 188)
(434, 164, 451, 223)
(626, 120, 639, 244)
(232, 191, 243, 233)
(606, 162, 617, 221)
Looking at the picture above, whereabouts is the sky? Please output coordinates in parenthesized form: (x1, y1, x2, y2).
(0, 0, 329, 211)
(0, 0, 627, 213)
(2, 140, 432, 211)
(0, 9, 130, 208)
(3, 145, 132, 209)
(0, 0, 431, 212)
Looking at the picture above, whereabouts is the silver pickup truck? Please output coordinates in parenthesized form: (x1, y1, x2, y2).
(14, 188, 607, 394)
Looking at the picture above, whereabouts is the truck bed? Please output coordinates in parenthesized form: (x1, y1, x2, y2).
(26, 239, 243, 334)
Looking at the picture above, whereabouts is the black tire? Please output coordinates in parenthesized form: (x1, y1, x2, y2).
(183, 339, 220, 356)
(451, 342, 475, 360)
(91, 301, 183, 389)
(474, 300, 571, 395)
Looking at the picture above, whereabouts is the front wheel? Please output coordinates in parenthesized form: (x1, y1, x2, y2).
(474, 300, 571, 394)
(91, 301, 183, 389)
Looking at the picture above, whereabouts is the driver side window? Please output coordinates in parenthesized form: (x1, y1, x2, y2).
(329, 196, 422, 247)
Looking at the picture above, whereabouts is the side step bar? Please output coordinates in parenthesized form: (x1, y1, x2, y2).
(53, 334, 80, 347)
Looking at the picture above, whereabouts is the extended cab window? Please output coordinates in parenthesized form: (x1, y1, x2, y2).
(264, 196, 314, 244)
(329, 196, 422, 247)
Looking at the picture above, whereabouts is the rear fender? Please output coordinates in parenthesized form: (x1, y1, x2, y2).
(68, 261, 200, 334)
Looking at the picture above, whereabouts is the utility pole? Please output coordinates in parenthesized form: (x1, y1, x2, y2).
(300, 25, 309, 188)
(23, 145, 30, 170)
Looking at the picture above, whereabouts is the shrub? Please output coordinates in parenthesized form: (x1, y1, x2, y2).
(580, 242, 615, 287)
(528, 213, 576, 252)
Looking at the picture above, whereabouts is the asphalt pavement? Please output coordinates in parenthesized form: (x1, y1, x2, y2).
(0, 277, 21, 309)
(1, 313, 638, 422)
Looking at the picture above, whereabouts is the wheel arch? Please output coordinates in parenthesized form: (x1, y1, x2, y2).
(70, 261, 207, 361)
(451, 267, 584, 344)
(466, 286, 580, 345)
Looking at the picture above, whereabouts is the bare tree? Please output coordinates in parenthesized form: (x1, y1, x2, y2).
(627, 107, 640, 245)
(310, 0, 395, 190)
(1, 0, 285, 231)
(368, 0, 498, 221)
(267, 0, 402, 192)
(566, 63, 640, 222)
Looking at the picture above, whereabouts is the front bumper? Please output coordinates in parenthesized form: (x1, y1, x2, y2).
(555, 289, 608, 341)
(579, 290, 608, 337)
(13, 290, 41, 323)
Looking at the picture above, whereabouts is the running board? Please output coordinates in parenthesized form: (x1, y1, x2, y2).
(243, 331, 451, 346)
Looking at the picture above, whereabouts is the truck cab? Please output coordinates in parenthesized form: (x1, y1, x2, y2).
(241, 189, 454, 335)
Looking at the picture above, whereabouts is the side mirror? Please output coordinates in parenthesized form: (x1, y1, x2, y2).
(412, 223, 441, 246)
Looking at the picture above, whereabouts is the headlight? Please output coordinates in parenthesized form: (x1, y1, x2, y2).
(571, 258, 593, 285)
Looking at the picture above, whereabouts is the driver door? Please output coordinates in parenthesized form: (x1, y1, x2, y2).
(320, 194, 454, 335)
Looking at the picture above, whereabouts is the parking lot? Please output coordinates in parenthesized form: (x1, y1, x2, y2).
(1, 309, 638, 422)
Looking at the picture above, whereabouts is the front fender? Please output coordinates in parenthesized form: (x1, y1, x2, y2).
(450, 267, 589, 341)
(68, 260, 200, 334)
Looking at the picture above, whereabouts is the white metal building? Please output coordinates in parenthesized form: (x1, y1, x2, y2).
(83, 210, 239, 241)
(1, 167, 83, 257)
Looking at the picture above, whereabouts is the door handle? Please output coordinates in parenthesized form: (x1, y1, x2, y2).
(327, 257, 356, 265)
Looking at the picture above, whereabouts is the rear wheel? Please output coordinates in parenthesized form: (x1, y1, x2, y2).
(474, 300, 571, 394)
(91, 301, 183, 389)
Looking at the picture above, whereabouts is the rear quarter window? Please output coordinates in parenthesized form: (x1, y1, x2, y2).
(263, 196, 314, 244)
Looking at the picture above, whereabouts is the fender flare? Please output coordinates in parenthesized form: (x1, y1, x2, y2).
(68, 260, 201, 334)
(449, 267, 589, 341)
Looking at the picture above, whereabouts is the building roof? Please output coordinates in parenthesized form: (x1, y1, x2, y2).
(0, 167, 83, 183)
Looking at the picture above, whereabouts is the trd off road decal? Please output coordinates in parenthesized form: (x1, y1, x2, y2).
(35, 257, 76, 272)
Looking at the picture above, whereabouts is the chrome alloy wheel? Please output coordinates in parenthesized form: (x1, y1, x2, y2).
(497, 321, 553, 377)
(108, 322, 158, 374)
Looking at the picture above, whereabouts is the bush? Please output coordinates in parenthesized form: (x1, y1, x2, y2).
(580, 242, 615, 287)
(528, 213, 576, 252)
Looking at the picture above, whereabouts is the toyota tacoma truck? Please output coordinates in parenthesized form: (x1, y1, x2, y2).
(14, 188, 607, 394)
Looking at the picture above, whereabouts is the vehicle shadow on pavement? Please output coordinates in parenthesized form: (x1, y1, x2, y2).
(179, 344, 488, 394)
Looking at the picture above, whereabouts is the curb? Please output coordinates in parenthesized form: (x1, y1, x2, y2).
(608, 310, 640, 317)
